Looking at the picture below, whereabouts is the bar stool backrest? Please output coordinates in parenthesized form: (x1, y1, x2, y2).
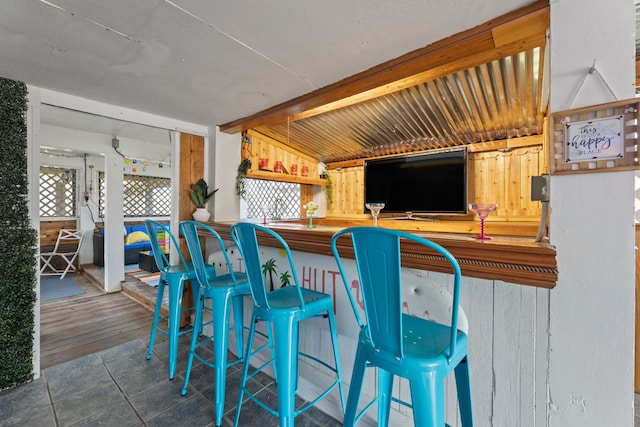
(230, 222, 306, 310)
(144, 220, 188, 272)
(179, 220, 243, 288)
(332, 226, 462, 360)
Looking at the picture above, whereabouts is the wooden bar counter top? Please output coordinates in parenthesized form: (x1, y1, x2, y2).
(204, 218, 557, 289)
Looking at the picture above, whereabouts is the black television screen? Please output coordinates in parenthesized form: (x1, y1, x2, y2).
(364, 148, 467, 215)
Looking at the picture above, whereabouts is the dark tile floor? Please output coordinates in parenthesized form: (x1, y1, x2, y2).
(0, 333, 342, 426)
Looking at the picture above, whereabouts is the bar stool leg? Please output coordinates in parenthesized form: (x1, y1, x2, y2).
(327, 311, 346, 413)
(409, 371, 444, 427)
(181, 293, 204, 395)
(231, 294, 245, 358)
(273, 317, 299, 427)
(234, 312, 259, 427)
(167, 275, 186, 379)
(146, 279, 166, 360)
(377, 368, 394, 426)
(212, 290, 233, 426)
(343, 344, 367, 427)
(455, 357, 474, 426)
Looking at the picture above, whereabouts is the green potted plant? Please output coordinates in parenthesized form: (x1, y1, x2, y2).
(189, 178, 218, 221)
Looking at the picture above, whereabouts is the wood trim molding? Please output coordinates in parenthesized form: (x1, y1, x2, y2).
(220, 0, 549, 134)
(207, 221, 557, 288)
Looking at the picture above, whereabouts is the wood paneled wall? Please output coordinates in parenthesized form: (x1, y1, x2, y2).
(468, 145, 545, 220)
(328, 166, 365, 216)
(326, 141, 546, 222)
(243, 132, 546, 227)
(39, 219, 81, 272)
(40, 220, 78, 248)
(245, 130, 320, 179)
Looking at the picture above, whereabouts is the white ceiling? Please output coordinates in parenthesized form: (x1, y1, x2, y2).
(40, 104, 172, 144)
(0, 0, 536, 130)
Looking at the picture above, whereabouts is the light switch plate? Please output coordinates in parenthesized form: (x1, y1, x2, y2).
(531, 175, 549, 202)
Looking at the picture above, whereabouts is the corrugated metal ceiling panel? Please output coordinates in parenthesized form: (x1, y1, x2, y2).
(254, 47, 546, 163)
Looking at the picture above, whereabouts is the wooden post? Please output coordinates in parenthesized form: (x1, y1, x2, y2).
(179, 132, 205, 327)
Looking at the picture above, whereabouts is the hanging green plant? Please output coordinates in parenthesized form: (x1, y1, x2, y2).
(320, 170, 333, 204)
(235, 158, 252, 199)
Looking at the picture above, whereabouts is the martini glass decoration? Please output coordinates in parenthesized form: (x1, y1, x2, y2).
(365, 202, 385, 227)
(303, 201, 319, 228)
(260, 204, 270, 225)
(468, 203, 497, 240)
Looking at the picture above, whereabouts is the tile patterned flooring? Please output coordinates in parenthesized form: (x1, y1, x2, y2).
(2, 337, 639, 427)
(0, 334, 342, 426)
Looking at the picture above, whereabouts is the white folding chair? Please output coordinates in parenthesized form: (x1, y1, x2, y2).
(40, 229, 84, 279)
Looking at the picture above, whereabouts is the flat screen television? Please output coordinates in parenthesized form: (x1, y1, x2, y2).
(364, 148, 467, 216)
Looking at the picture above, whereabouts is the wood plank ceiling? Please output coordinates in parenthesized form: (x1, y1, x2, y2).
(221, 1, 550, 164)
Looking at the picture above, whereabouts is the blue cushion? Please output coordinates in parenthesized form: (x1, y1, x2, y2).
(127, 225, 147, 234)
(125, 241, 151, 250)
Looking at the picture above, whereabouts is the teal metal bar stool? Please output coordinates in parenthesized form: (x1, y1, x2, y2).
(179, 220, 251, 427)
(331, 227, 473, 427)
(144, 220, 215, 379)
(230, 222, 345, 427)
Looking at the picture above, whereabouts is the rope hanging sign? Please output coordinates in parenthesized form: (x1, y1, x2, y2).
(549, 99, 639, 174)
(549, 60, 640, 174)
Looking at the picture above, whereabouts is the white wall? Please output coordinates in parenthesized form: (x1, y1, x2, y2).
(212, 127, 242, 222)
(547, 1, 636, 427)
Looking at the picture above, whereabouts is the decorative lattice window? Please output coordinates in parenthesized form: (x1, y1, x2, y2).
(98, 172, 171, 218)
(241, 179, 300, 220)
(40, 167, 77, 217)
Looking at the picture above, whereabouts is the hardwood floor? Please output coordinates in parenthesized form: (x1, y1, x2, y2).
(40, 269, 154, 369)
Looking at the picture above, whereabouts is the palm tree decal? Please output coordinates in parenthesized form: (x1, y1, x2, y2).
(279, 271, 291, 287)
(262, 258, 277, 291)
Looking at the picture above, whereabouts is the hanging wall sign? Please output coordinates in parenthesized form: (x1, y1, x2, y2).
(549, 98, 640, 174)
(564, 115, 623, 163)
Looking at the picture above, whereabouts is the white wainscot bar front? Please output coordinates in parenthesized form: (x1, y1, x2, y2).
(209, 244, 549, 427)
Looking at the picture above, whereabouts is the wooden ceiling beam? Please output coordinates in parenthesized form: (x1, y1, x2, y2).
(220, 0, 549, 134)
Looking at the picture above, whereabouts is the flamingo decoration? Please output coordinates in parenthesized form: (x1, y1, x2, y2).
(351, 279, 364, 310)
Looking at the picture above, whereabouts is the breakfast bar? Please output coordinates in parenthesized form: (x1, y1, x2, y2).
(200, 219, 558, 425)
(205, 219, 558, 288)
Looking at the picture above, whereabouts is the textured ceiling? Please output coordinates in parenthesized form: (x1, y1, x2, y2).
(0, 0, 537, 128)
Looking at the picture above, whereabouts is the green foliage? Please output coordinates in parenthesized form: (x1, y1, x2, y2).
(320, 170, 333, 204)
(235, 158, 252, 199)
(0, 77, 37, 390)
(262, 258, 277, 291)
(189, 178, 218, 208)
(279, 271, 291, 287)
